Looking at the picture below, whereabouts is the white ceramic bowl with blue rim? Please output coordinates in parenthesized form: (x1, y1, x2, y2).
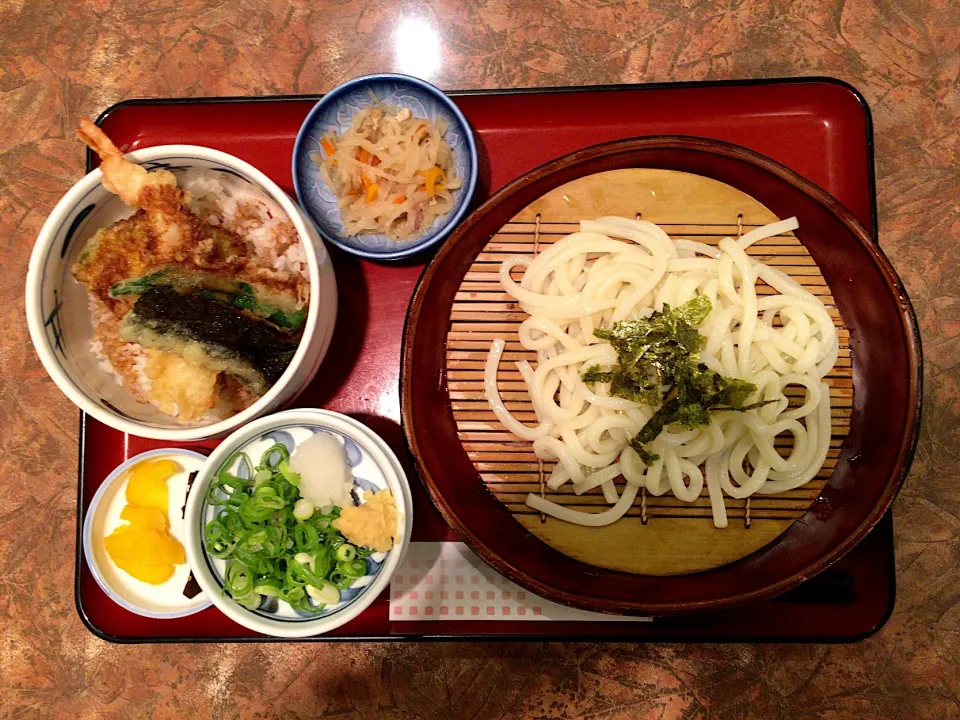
(82, 448, 213, 619)
(25, 144, 338, 441)
(292, 73, 479, 260)
(184, 408, 413, 638)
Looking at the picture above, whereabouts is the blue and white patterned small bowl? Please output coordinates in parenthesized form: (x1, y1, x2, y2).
(292, 73, 478, 260)
(184, 409, 413, 638)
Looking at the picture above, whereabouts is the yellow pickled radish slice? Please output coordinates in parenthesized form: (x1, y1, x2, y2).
(125, 458, 182, 512)
(104, 527, 185, 565)
(112, 557, 175, 585)
(119, 505, 169, 531)
(104, 457, 187, 585)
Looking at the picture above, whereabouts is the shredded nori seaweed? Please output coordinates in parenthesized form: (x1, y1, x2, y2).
(581, 297, 771, 465)
(580, 365, 615, 384)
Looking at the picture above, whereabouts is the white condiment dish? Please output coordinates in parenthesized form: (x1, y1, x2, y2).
(82, 448, 212, 619)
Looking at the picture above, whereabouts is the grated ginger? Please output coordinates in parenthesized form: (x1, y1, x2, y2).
(333, 489, 398, 553)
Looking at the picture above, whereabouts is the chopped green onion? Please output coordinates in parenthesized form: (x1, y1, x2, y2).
(293, 522, 320, 553)
(306, 582, 341, 606)
(327, 569, 353, 590)
(235, 592, 262, 610)
(225, 561, 254, 597)
(340, 559, 368, 578)
(247, 529, 268, 546)
(336, 544, 356, 562)
(259, 443, 290, 470)
(293, 498, 315, 520)
(293, 552, 315, 569)
(277, 460, 300, 487)
(253, 579, 282, 597)
(204, 447, 378, 614)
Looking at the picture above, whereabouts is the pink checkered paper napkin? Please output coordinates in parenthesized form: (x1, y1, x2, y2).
(389, 542, 653, 622)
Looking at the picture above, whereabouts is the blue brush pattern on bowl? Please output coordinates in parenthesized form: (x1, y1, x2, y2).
(293, 73, 478, 261)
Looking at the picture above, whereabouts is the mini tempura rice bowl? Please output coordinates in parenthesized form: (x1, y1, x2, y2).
(185, 409, 412, 638)
(26, 144, 337, 441)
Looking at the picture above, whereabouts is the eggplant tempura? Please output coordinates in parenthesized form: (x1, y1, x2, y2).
(72, 119, 308, 422)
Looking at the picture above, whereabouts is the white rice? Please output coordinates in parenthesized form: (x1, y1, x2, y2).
(184, 171, 308, 281)
(87, 294, 152, 400)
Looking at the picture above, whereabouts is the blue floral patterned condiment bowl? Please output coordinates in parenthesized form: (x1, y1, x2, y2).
(292, 73, 478, 260)
(184, 409, 413, 638)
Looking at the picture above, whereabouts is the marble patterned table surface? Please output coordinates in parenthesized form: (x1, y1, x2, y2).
(0, 1, 958, 718)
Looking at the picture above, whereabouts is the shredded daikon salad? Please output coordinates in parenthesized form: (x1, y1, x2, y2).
(312, 101, 461, 240)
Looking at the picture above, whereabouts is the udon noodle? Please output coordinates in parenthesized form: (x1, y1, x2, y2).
(483, 217, 838, 528)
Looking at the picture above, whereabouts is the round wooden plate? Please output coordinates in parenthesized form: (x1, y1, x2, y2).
(448, 167, 852, 576)
(401, 136, 921, 615)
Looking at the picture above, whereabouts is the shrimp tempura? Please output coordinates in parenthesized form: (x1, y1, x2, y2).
(76, 117, 179, 210)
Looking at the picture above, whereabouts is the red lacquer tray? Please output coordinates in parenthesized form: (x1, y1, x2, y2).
(77, 78, 899, 642)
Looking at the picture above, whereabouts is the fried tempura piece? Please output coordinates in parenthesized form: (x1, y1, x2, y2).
(78, 118, 195, 254)
(77, 118, 177, 206)
(142, 349, 220, 421)
(72, 211, 250, 315)
(120, 287, 298, 396)
(73, 118, 301, 315)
